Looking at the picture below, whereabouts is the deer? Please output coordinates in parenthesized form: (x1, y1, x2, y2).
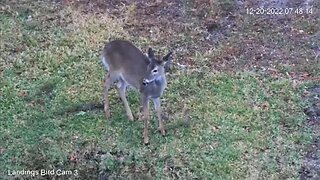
(101, 40, 172, 144)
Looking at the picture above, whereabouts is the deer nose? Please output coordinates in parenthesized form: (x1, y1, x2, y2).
(143, 79, 150, 85)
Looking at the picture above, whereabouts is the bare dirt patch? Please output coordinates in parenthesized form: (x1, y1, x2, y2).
(57, 0, 320, 77)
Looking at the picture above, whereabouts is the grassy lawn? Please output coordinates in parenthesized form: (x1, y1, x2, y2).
(0, 0, 317, 179)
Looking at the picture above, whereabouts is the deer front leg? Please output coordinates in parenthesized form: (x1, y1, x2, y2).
(153, 97, 165, 136)
(142, 95, 150, 144)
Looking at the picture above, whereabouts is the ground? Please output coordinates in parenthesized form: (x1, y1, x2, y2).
(0, 0, 320, 179)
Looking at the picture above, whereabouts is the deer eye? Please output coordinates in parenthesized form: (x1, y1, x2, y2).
(152, 69, 158, 73)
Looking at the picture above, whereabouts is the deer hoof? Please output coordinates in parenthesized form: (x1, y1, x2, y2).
(158, 128, 166, 136)
(144, 141, 150, 145)
(127, 113, 134, 121)
(144, 137, 149, 145)
(161, 130, 166, 136)
(104, 111, 111, 118)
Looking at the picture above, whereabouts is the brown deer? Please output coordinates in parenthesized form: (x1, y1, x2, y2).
(101, 40, 172, 144)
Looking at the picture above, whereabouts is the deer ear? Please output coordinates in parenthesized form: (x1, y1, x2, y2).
(163, 52, 172, 62)
(163, 52, 173, 72)
(147, 48, 155, 58)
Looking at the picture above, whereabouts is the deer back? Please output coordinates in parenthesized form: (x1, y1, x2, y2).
(102, 40, 150, 90)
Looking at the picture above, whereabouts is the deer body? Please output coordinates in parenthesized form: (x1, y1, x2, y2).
(102, 40, 172, 144)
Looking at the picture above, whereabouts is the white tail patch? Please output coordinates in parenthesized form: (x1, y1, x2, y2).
(101, 56, 109, 71)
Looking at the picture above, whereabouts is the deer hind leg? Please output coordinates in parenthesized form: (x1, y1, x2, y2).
(103, 73, 117, 118)
(142, 95, 150, 144)
(153, 97, 165, 136)
(116, 79, 134, 121)
(138, 105, 143, 121)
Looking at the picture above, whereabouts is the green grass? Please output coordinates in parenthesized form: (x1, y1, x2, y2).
(0, 1, 313, 179)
